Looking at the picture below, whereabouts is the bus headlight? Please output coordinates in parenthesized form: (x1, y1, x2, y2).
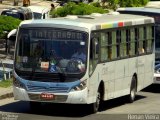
(71, 80, 87, 91)
(13, 77, 25, 89)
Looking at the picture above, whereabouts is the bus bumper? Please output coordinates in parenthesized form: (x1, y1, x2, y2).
(153, 73, 160, 84)
(13, 85, 88, 104)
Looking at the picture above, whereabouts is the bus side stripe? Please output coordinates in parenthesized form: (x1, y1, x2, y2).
(124, 21, 132, 26)
(101, 23, 113, 29)
(95, 19, 152, 30)
(145, 19, 153, 24)
(118, 22, 124, 27)
(96, 25, 101, 30)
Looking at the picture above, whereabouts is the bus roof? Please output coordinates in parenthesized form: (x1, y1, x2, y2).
(117, 7, 160, 14)
(19, 13, 154, 31)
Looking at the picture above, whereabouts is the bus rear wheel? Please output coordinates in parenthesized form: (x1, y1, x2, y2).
(129, 76, 137, 103)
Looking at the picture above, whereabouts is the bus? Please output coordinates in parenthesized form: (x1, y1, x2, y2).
(117, 7, 160, 61)
(13, 13, 155, 113)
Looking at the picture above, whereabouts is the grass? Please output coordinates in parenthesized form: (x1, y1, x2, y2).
(0, 78, 12, 88)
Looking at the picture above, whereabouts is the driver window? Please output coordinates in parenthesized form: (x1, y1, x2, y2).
(89, 33, 99, 75)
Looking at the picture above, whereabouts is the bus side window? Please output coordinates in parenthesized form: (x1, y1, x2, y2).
(89, 37, 99, 75)
(130, 28, 136, 56)
(93, 38, 99, 59)
(116, 30, 121, 58)
(139, 27, 145, 54)
(126, 29, 131, 56)
(146, 25, 154, 53)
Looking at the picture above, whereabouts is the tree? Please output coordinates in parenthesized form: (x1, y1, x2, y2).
(0, 16, 21, 39)
(50, 2, 107, 18)
(119, 0, 149, 7)
(103, 0, 149, 10)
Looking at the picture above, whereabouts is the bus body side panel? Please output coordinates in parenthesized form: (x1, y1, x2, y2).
(114, 59, 126, 98)
(102, 61, 115, 100)
(128, 57, 138, 90)
(120, 59, 130, 97)
(144, 54, 154, 88)
(87, 64, 102, 103)
(137, 55, 145, 91)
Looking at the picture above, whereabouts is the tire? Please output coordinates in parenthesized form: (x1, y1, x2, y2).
(129, 76, 137, 103)
(91, 90, 101, 113)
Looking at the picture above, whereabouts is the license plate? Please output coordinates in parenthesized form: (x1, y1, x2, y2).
(40, 93, 54, 100)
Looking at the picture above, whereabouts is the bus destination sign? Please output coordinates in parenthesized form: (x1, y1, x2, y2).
(29, 29, 85, 40)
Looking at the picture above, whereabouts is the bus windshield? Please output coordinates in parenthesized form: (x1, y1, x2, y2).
(15, 28, 88, 76)
(33, 12, 42, 19)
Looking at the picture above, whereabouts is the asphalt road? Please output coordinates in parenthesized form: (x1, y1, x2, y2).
(0, 84, 160, 120)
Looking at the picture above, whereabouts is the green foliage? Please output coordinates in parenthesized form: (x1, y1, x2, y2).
(50, 2, 107, 17)
(104, 0, 149, 9)
(106, 0, 119, 10)
(90, 2, 101, 7)
(0, 79, 12, 88)
(119, 0, 149, 7)
(0, 16, 21, 39)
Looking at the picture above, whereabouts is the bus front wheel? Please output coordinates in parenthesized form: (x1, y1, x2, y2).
(129, 76, 137, 103)
(91, 90, 100, 113)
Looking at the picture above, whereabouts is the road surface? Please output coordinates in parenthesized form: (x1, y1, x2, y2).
(0, 84, 160, 120)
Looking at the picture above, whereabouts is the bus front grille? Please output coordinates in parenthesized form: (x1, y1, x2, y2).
(27, 85, 69, 93)
(28, 93, 68, 102)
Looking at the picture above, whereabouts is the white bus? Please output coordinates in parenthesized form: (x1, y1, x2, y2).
(117, 7, 160, 61)
(13, 13, 155, 113)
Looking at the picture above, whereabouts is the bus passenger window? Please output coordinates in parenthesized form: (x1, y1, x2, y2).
(100, 32, 107, 61)
(116, 30, 121, 58)
(93, 38, 99, 59)
(138, 27, 145, 54)
(126, 29, 131, 56)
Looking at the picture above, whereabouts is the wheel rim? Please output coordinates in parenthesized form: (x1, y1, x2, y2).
(95, 92, 100, 111)
(131, 81, 136, 101)
(131, 87, 135, 100)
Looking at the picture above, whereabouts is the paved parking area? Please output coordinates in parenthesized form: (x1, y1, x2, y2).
(0, 0, 59, 14)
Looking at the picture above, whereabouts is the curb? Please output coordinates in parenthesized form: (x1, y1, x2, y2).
(0, 92, 13, 100)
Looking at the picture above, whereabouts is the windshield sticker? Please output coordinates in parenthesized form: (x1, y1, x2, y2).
(41, 62, 49, 70)
(22, 56, 28, 63)
(80, 41, 85, 45)
(49, 63, 56, 72)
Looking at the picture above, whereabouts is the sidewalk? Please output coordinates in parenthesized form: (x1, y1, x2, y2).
(0, 0, 59, 10)
(0, 59, 13, 100)
(0, 0, 59, 100)
(0, 86, 13, 100)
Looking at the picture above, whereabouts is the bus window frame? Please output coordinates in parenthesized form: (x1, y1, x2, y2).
(91, 24, 154, 64)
